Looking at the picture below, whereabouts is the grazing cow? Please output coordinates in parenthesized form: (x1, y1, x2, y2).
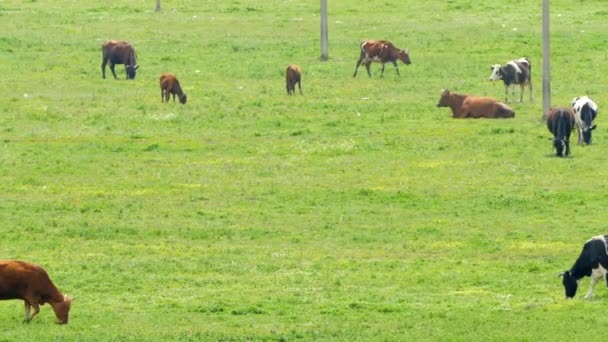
(436, 89, 515, 119)
(101, 40, 139, 80)
(285, 64, 302, 95)
(160, 73, 187, 104)
(560, 235, 608, 299)
(353, 40, 411, 77)
(0, 260, 72, 324)
(488, 57, 532, 102)
(571, 96, 598, 145)
(546, 107, 575, 157)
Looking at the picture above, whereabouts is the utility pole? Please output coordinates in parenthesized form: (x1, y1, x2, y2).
(320, 0, 328, 60)
(155, 0, 161, 12)
(542, 0, 550, 119)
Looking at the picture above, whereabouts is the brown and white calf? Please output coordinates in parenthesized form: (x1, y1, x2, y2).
(285, 64, 302, 95)
(488, 57, 532, 102)
(0, 260, 73, 324)
(353, 40, 411, 77)
(160, 73, 187, 104)
(436, 89, 515, 119)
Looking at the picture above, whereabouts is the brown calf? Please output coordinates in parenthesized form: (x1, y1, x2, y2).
(285, 64, 302, 95)
(353, 40, 411, 77)
(0, 260, 72, 324)
(160, 73, 187, 104)
(437, 89, 515, 118)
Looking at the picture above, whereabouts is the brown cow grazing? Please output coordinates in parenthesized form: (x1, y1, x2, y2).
(353, 40, 411, 77)
(437, 89, 515, 119)
(0, 260, 73, 324)
(546, 107, 575, 157)
(160, 73, 187, 104)
(101, 40, 139, 80)
(285, 64, 302, 95)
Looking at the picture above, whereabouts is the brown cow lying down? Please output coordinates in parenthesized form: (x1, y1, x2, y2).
(437, 89, 515, 118)
(0, 260, 73, 324)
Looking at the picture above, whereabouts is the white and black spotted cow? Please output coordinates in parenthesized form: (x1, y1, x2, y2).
(488, 57, 532, 103)
(571, 96, 598, 145)
(560, 235, 608, 299)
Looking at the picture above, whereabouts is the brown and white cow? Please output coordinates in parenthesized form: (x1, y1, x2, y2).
(546, 107, 575, 157)
(488, 57, 532, 102)
(285, 64, 302, 95)
(436, 89, 515, 119)
(0, 260, 73, 324)
(353, 40, 411, 77)
(101, 40, 139, 80)
(160, 73, 187, 104)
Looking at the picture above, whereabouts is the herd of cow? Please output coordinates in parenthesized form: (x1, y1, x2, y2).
(0, 38, 603, 325)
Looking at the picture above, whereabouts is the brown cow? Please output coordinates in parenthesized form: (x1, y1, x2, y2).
(285, 64, 302, 95)
(353, 40, 411, 77)
(160, 73, 187, 104)
(101, 40, 139, 80)
(546, 107, 575, 157)
(0, 260, 73, 324)
(436, 89, 515, 118)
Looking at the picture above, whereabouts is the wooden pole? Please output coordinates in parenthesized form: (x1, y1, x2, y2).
(542, 0, 550, 119)
(320, 0, 328, 60)
(155, 0, 161, 12)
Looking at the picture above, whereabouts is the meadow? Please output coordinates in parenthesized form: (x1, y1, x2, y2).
(1, 0, 608, 340)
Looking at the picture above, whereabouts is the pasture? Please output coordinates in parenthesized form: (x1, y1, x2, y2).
(1, 0, 608, 339)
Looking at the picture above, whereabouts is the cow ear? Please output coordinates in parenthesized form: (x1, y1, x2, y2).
(134, 65, 139, 70)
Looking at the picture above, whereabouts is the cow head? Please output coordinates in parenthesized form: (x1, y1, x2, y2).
(437, 89, 451, 107)
(582, 125, 596, 144)
(559, 271, 578, 298)
(399, 49, 411, 65)
(179, 93, 187, 105)
(489, 64, 502, 81)
(51, 295, 73, 324)
(126, 64, 139, 80)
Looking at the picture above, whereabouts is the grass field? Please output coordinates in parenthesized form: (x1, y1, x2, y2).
(2, 0, 608, 340)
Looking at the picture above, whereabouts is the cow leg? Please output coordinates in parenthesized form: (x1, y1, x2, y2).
(519, 84, 524, 102)
(528, 80, 533, 102)
(165, 92, 170, 102)
(101, 59, 108, 79)
(565, 139, 571, 157)
(365, 62, 372, 77)
(584, 273, 603, 299)
(30, 303, 40, 320)
(393, 61, 400, 76)
(24, 301, 31, 321)
(297, 80, 302, 95)
(504, 85, 509, 102)
(161, 89, 164, 102)
(109, 63, 118, 79)
(353, 52, 365, 77)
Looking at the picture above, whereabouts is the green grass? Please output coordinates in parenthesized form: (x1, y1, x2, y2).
(1, 0, 608, 340)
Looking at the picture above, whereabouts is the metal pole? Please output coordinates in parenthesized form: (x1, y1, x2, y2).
(320, 0, 328, 60)
(542, 0, 550, 119)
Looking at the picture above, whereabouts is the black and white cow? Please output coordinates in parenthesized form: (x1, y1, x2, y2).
(488, 57, 532, 102)
(560, 235, 608, 299)
(571, 96, 598, 145)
